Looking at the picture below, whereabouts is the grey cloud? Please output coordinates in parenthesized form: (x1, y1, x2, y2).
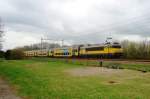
(1, 0, 150, 49)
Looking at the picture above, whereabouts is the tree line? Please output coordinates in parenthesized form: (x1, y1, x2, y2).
(122, 40, 150, 59)
(17, 42, 61, 51)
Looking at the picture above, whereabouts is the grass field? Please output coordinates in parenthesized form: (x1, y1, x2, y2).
(0, 58, 150, 99)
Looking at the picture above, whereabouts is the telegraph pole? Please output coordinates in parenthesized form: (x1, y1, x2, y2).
(41, 37, 65, 48)
(106, 37, 112, 58)
(61, 39, 64, 47)
(41, 37, 43, 51)
(41, 38, 53, 49)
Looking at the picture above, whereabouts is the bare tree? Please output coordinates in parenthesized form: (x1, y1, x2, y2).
(0, 17, 4, 50)
(121, 40, 150, 59)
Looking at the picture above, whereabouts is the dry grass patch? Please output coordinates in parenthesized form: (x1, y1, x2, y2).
(66, 67, 150, 84)
(66, 67, 128, 77)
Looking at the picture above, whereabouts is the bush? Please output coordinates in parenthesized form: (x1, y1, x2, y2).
(104, 63, 123, 69)
(0, 50, 5, 58)
(5, 50, 12, 60)
(5, 49, 25, 60)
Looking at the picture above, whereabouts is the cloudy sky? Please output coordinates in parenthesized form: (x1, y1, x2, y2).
(1, 0, 150, 50)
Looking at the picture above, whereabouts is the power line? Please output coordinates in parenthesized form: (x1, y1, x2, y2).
(40, 37, 65, 50)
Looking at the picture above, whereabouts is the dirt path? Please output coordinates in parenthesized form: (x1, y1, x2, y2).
(0, 77, 21, 99)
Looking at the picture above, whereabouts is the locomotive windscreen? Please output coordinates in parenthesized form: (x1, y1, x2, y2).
(112, 45, 121, 48)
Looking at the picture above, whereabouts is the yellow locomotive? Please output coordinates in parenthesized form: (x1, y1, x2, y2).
(79, 42, 123, 58)
(24, 42, 123, 58)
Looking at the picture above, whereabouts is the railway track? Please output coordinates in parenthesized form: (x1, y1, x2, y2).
(53, 57, 150, 64)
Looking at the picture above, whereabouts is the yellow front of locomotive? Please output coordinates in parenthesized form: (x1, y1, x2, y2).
(105, 43, 123, 57)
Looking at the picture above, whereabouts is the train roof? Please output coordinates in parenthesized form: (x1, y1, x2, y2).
(80, 44, 106, 48)
(80, 42, 121, 48)
(54, 46, 72, 49)
(24, 42, 121, 51)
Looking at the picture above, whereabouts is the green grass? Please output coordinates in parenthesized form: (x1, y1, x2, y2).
(38, 58, 150, 72)
(0, 58, 5, 62)
(103, 62, 150, 72)
(0, 59, 150, 99)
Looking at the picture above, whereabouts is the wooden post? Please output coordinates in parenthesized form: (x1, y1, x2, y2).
(99, 61, 103, 67)
(99, 56, 103, 67)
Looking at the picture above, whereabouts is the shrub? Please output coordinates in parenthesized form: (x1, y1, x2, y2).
(5, 50, 12, 60)
(104, 63, 123, 69)
(5, 49, 25, 60)
(11, 49, 25, 59)
(0, 50, 5, 58)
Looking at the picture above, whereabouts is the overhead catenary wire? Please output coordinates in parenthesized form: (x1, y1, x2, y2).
(40, 37, 65, 50)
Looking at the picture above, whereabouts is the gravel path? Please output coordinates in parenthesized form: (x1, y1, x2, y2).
(0, 77, 21, 99)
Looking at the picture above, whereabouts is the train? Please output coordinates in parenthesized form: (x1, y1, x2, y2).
(24, 42, 123, 58)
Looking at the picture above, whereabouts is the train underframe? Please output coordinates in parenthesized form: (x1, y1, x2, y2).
(26, 53, 123, 59)
(79, 53, 122, 59)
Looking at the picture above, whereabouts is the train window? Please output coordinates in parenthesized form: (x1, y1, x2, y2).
(74, 50, 77, 52)
(86, 47, 104, 51)
(73, 49, 77, 52)
(112, 46, 121, 48)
